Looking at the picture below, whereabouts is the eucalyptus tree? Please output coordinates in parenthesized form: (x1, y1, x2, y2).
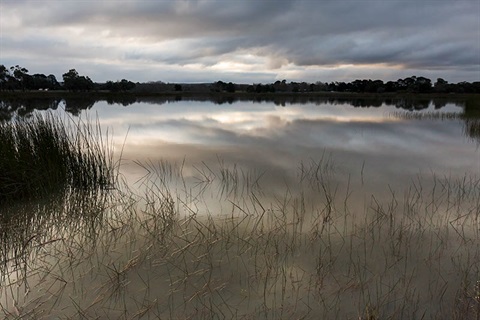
(0, 65, 8, 90)
(62, 69, 94, 92)
(10, 65, 32, 90)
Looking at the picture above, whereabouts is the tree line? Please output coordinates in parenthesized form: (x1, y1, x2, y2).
(1, 64, 479, 94)
(250, 77, 480, 94)
(0, 65, 135, 93)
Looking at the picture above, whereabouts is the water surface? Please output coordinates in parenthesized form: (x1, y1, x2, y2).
(85, 98, 479, 197)
(1, 96, 479, 318)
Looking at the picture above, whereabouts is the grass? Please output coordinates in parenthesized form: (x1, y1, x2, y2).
(465, 118, 480, 142)
(390, 110, 480, 143)
(0, 112, 115, 203)
(0, 156, 479, 319)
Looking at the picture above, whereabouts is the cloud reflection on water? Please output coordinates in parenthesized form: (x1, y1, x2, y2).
(2, 98, 479, 318)
(81, 99, 480, 201)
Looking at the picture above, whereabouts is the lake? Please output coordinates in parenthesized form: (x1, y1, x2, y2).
(77, 97, 479, 203)
(1, 95, 479, 319)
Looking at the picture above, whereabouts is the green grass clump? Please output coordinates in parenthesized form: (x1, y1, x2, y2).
(0, 112, 114, 202)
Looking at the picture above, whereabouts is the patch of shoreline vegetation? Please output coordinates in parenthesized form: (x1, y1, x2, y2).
(0, 112, 115, 203)
(1, 64, 479, 94)
(0, 90, 479, 116)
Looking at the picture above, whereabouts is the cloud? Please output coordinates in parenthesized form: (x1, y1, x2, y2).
(1, 0, 478, 82)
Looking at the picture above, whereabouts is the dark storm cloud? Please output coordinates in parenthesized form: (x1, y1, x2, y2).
(1, 0, 478, 82)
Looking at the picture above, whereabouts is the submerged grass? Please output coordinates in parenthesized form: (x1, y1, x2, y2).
(0, 112, 115, 203)
(1, 156, 479, 319)
(390, 110, 480, 143)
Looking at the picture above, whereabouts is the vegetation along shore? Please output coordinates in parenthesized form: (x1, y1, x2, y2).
(1, 64, 479, 95)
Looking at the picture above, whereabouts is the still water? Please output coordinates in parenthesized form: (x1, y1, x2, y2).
(1, 96, 480, 318)
(3, 96, 479, 187)
(84, 98, 479, 197)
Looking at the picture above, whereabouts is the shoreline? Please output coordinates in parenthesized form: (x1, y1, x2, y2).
(1, 90, 479, 100)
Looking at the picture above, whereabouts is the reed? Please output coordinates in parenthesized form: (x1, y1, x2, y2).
(0, 158, 479, 319)
(464, 118, 480, 142)
(390, 110, 480, 143)
(0, 112, 115, 202)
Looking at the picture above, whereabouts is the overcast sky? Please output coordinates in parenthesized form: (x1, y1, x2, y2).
(1, 0, 479, 84)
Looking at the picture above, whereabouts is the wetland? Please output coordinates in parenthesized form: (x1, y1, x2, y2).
(0, 94, 479, 319)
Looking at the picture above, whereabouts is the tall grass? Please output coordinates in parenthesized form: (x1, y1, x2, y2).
(1, 158, 479, 319)
(0, 112, 115, 202)
(465, 118, 480, 143)
(390, 110, 480, 143)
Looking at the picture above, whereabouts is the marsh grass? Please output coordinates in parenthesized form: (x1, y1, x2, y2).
(0, 158, 479, 319)
(465, 118, 480, 142)
(390, 110, 480, 144)
(0, 112, 115, 203)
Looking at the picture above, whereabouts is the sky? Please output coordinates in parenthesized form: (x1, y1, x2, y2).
(1, 0, 479, 84)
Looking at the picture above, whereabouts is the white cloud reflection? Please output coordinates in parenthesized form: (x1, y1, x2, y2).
(41, 99, 469, 205)
(82, 100, 478, 179)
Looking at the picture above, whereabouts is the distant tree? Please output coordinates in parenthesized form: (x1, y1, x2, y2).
(105, 79, 136, 92)
(315, 81, 328, 91)
(369, 80, 385, 93)
(393, 76, 432, 93)
(455, 81, 480, 94)
(396, 77, 413, 91)
(254, 83, 275, 93)
(119, 79, 135, 92)
(350, 79, 365, 92)
(225, 82, 235, 93)
(174, 84, 183, 92)
(62, 69, 94, 92)
(9, 65, 31, 90)
(0, 65, 8, 90)
(273, 80, 288, 92)
(31, 73, 54, 90)
(472, 82, 480, 94)
(0, 65, 7, 78)
(104, 81, 113, 91)
(384, 81, 397, 92)
(212, 81, 225, 92)
(414, 76, 432, 93)
(211, 81, 235, 93)
(434, 78, 447, 93)
(404, 76, 417, 90)
(336, 82, 348, 92)
(47, 74, 61, 90)
(298, 82, 309, 92)
(10, 65, 29, 81)
(63, 69, 80, 91)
